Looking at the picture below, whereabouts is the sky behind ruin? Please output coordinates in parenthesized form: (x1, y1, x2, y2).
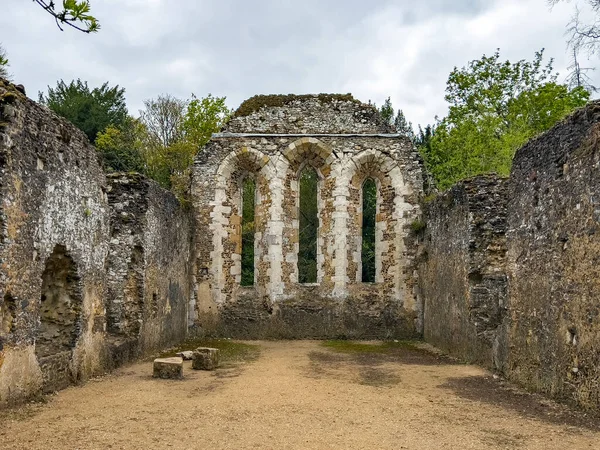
(1, 0, 598, 129)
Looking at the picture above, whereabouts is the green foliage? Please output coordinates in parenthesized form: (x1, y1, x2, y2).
(0, 44, 10, 80)
(35, 0, 100, 33)
(378, 97, 414, 139)
(241, 178, 256, 286)
(410, 219, 427, 234)
(298, 167, 318, 283)
(183, 94, 231, 148)
(361, 179, 376, 283)
(426, 49, 590, 190)
(39, 79, 128, 143)
(95, 117, 145, 172)
(234, 93, 357, 117)
(379, 97, 394, 124)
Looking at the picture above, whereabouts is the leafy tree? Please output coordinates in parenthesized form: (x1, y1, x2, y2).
(39, 79, 128, 143)
(0, 44, 10, 80)
(241, 178, 256, 286)
(427, 49, 590, 190)
(182, 94, 231, 149)
(361, 179, 377, 283)
(298, 167, 318, 283)
(95, 117, 146, 172)
(34, 0, 100, 33)
(139, 94, 187, 149)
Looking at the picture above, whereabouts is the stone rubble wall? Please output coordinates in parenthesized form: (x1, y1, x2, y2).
(418, 175, 508, 369)
(506, 101, 600, 413)
(226, 95, 394, 134)
(192, 102, 424, 339)
(0, 79, 192, 405)
(418, 101, 600, 414)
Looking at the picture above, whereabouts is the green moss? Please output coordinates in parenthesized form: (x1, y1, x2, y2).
(233, 93, 359, 118)
(158, 338, 260, 365)
(423, 193, 438, 204)
(321, 340, 418, 354)
(410, 218, 427, 233)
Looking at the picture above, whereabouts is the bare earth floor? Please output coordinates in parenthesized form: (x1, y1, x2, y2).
(1, 340, 599, 450)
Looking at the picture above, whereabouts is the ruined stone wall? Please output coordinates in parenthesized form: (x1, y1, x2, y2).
(0, 80, 110, 402)
(106, 174, 192, 366)
(418, 175, 508, 369)
(192, 95, 424, 339)
(506, 101, 600, 413)
(0, 79, 192, 405)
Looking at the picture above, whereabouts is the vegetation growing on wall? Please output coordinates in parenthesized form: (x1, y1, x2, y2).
(233, 93, 358, 118)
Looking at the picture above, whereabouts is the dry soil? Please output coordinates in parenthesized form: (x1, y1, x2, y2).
(1, 340, 599, 450)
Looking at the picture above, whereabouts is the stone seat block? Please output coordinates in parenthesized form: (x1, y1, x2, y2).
(153, 357, 184, 379)
(176, 350, 194, 361)
(192, 347, 220, 371)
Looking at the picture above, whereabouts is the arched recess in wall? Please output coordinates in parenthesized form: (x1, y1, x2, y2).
(0, 292, 17, 346)
(36, 245, 83, 360)
(107, 245, 144, 338)
(282, 138, 336, 285)
(211, 148, 270, 301)
(347, 149, 407, 292)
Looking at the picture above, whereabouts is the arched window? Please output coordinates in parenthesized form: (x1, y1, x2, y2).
(241, 177, 256, 286)
(298, 167, 318, 283)
(362, 178, 377, 283)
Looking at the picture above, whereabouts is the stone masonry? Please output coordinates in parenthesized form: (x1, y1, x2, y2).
(0, 79, 191, 405)
(192, 95, 425, 338)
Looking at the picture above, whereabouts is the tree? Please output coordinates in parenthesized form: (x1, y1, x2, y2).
(138, 93, 229, 201)
(39, 79, 128, 143)
(0, 45, 10, 80)
(95, 117, 146, 173)
(394, 109, 415, 140)
(379, 97, 394, 124)
(34, 0, 99, 33)
(566, 48, 597, 92)
(427, 49, 590, 190)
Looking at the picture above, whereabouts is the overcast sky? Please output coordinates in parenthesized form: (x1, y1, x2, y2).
(1, 0, 598, 128)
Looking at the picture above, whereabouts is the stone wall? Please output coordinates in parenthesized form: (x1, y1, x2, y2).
(418, 175, 508, 369)
(0, 79, 192, 405)
(506, 101, 600, 413)
(0, 79, 111, 402)
(192, 95, 424, 339)
(106, 174, 192, 367)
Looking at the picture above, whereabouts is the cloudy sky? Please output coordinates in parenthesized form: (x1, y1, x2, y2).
(1, 0, 598, 128)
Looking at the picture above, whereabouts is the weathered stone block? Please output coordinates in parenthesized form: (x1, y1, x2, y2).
(176, 351, 194, 360)
(153, 357, 184, 379)
(192, 348, 220, 370)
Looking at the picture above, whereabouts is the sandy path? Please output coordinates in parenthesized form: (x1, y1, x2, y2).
(1, 341, 598, 449)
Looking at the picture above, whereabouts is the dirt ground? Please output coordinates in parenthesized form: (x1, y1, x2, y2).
(1, 340, 599, 450)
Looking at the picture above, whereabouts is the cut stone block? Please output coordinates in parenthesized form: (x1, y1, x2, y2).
(153, 357, 184, 379)
(192, 347, 220, 371)
(176, 350, 194, 361)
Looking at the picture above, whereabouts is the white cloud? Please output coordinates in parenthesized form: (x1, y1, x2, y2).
(0, 0, 597, 129)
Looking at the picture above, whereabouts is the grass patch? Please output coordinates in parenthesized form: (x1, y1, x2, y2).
(158, 338, 260, 366)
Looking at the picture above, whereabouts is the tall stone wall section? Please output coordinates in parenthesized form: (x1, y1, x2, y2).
(418, 101, 600, 414)
(0, 79, 191, 405)
(418, 175, 508, 369)
(506, 101, 600, 413)
(106, 174, 192, 366)
(192, 95, 424, 339)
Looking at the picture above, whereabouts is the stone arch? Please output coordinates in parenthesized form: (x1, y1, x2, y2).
(281, 138, 338, 287)
(345, 149, 412, 300)
(36, 244, 83, 360)
(210, 147, 271, 304)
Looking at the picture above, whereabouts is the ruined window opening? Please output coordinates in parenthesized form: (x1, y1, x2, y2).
(298, 166, 318, 283)
(36, 245, 82, 359)
(241, 177, 256, 286)
(362, 178, 377, 283)
(1, 293, 16, 336)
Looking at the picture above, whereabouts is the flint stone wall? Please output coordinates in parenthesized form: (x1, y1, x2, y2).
(192, 95, 424, 339)
(418, 175, 508, 369)
(0, 79, 110, 403)
(506, 101, 600, 413)
(106, 173, 192, 366)
(0, 79, 191, 405)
